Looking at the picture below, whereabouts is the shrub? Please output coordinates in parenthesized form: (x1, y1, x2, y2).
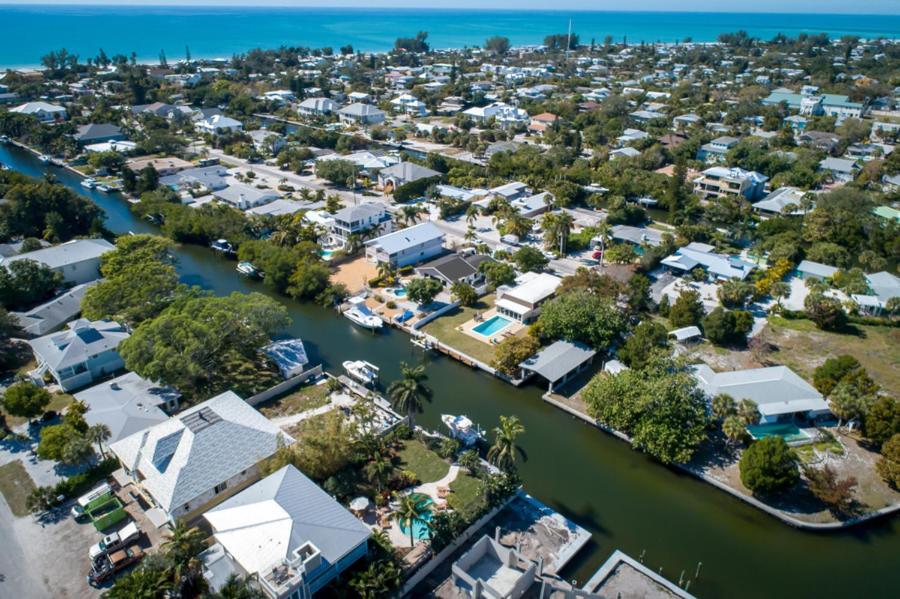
(877, 434, 900, 489)
(739, 437, 799, 495)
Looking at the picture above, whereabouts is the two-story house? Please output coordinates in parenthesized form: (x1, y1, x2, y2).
(28, 319, 130, 391)
(328, 203, 392, 248)
(693, 167, 768, 201)
(495, 273, 562, 324)
(365, 221, 445, 268)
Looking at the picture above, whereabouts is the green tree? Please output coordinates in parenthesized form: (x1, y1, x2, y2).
(737, 399, 761, 426)
(877, 434, 900, 489)
(395, 493, 432, 547)
(541, 211, 574, 254)
(668, 289, 704, 327)
(387, 362, 432, 429)
(712, 393, 737, 421)
(0, 259, 64, 311)
(491, 335, 540, 376)
(450, 281, 477, 307)
(405, 277, 444, 305)
(701, 307, 753, 346)
(723, 415, 747, 445)
(739, 437, 799, 495)
(315, 159, 357, 186)
(86, 423, 111, 458)
(484, 35, 511, 55)
(2, 382, 51, 420)
(206, 574, 267, 599)
(534, 290, 627, 349)
(801, 464, 858, 517)
(487, 415, 526, 473)
(618, 321, 668, 370)
(804, 291, 847, 331)
(813, 355, 862, 396)
(513, 246, 548, 272)
(82, 260, 185, 325)
(863, 396, 899, 449)
(37, 423, 92, 465)
(717, 279, 754, 308)
(104, 561, 172, 599)
(287, 259, 331, 300)
(478, 261, 516, 288)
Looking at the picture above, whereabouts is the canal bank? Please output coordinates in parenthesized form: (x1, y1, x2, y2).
(2, 143, 899, 599)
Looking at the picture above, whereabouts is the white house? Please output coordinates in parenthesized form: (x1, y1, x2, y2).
(337, 103, 385, 126)
(1, 238, 114, 285)
(328, 203, 392, 247)
(11, 101, 67, 122)
(389, 93, 427, 116)
(297, 97, 339, 117)
(661, 242, 756, 281)
(213, 183, 279, 210)
(196, 114, 244, 135)
(28, 319, 130, 391)
(365, 221, 445, 268)
(462, 102, 528, 126)
(495, 272, 562, 323)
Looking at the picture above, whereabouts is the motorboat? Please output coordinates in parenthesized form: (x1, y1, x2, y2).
(0, 135, 10, 144)
(343, 296, 383, 330)
(81, 178, 97, 189)
(38, 154, 51, 164)
(236, 261, 262, 278)
(210, 239, 236, 254)
(343, 359, 380, 386)
(442, 414, 484, 446)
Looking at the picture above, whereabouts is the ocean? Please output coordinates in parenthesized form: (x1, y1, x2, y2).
(1, 5, 899, 68)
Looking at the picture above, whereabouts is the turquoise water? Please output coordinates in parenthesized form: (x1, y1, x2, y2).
(1, 7, 899, 67)
(390, 287, 408, 297)
(319, 249, 335, 260)
(473, 315, 512, 337)
(747, 423, 810, 443)
(397, 496, 434, 541)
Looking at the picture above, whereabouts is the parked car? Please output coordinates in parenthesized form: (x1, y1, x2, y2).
(88, 545, 144, 586)
(89, 521, 141, 561)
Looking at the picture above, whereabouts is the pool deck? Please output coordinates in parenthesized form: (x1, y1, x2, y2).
(458, 307, 526, 346)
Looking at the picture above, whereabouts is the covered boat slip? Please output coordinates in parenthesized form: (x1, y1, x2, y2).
(518, 340, 597, 392)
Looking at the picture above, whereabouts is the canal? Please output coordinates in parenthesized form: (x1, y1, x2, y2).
(2, 144, 898, 598)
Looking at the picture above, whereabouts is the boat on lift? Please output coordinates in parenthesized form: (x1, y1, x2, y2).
(342, 360, 380, 386)
(441, 414, 484, 446)
(81, 178, 97, 189)
(343, 296, 383, 330)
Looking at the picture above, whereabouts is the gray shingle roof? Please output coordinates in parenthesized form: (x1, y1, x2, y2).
(28, 318, 129, 371)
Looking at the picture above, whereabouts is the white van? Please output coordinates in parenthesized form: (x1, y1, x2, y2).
(71, 482, 112, 519)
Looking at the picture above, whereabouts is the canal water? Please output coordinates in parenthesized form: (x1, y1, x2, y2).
(2, 144, 898, 598)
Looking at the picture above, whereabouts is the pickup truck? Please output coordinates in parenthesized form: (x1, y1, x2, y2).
(89, 521, 141, 561)
(87, 544, 144, 585)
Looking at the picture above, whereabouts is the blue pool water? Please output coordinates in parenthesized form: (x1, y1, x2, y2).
(473, 315, 512, 337)
(746, 423, 810, 443)
(397, 496, 434, 540)
(390, 287, 407, 297)
(319, 249, 335, 260)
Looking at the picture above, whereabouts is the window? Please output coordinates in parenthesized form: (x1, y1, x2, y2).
(214, 482, 227, 494)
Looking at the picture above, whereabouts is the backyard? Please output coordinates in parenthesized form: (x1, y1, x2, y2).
(397, 438, 450, 482)
(420, 294, 505, 364)
(257, 380, 332, 419)
(0, 460, 36, 517)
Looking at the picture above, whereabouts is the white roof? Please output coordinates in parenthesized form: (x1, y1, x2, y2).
(692, 364, 829, 417)
(501, 272, 561, 305)
(110, 391, 291, 513)
(28, 318, 129, 371)
(366, 221, 444, 255)
(11, 101, 66, 114)
(661, 242, 756, 280)
(76, 372, 179, 443)
(1, 238, 113, 271)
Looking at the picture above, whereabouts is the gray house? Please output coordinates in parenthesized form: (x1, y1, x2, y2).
(377, 162, 441, 192)
(365, 221, 445, 268)
(11, 281, 98, 337)
(73, 123, 125, 145)
(337, 102, 385, 126)
(2, 238, 114, 285)
(28, 319, 130, 391)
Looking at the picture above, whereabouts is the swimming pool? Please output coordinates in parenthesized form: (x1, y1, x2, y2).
(389, 287, 407, 297)
(319, 249, 335, 260)
(396, 495, 433, 540)
(472, 315, 512, 337)
(746, 423, 811, 444)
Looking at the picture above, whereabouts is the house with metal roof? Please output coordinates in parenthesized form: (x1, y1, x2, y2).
(297, 97, 339, 117)
(818, 157, 861, 183)
(1, 238, 114, 284)
(692, 364, 830, 424)
(696, 136, 739, 163)
(608, 224, 665, 249)
(75, 372, 181, 444)
(661, 242, 756, 281)
(337, 102, 385, 126)
(752, 187, 810, 217)
(328, 203, 392, 247)
(10, 101, 67, 122)
(495, 272, 562, 323)
(27, 318, 129, 391)
(365, 221, 445, 267)
(519, 340, 596, 391)
(196, 114, 243, 135)
(200, 465, 370, 598)
(110, 391, 291, 521)
(73, 123, 125, 145)
(795, 260, 838, 281)
(11, 281, 98, 337)
(851, 271, 900, 315)
(213, 183, 279, 210)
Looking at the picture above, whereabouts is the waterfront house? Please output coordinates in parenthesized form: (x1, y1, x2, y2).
(377, 162, 441, 193)
(213, 184, 279, 210)
(451, 534, 540, 599)
(414, 252, 491, 287)
(297, 97, 339, 117)
(696, 136, 739, 163)
(661, 242, 756, 281)
(328, 203, 392, 248)
(196, 114, 244, 135)
(28, 319, 129, 391)
(109, 391, 291, 522)
(200, 465, 370, 598)
(160, 165, 230, 194)
(692, 364, 831, 425)
(75, 372, 181, 444)
(248, 130, 285, 155)
(607, 225, 665, 249)
(752, 187, 810, 217)
(693, 167, 768, 201)
(73, 123, 125, 145)
(519, 340, 596, 391)
(11, 281, 98, 337)
(495, 272, 562, 324)
(10, 101, 67, 122)
(1, 238, 114, 285)
(337, 103, 385, 126)
(365, 221, 445, 268)
(316, 150, 399, 174)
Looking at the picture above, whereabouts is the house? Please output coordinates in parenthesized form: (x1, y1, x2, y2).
(328, 203, 392, 247)
(126, 156, 193, 177)
(488, 182, 529, 202)
(673, 112, 702, 130)
(316, 150, 399, 173)
(347, 91, 370, 103)
(495, 272, 562, 323)
(196, 114, 243, 135)
(484, 141, 522, 159)
(762, 88, 866, 118)
(616, 128, 650, 146)
(852, 271, 900, 315)
(73, 123, 125, 145)
(752, 187, 809, 216)
(608, 225, 665, 249)
(528, 112, 558, 135)
(414, 252, 491, 287)
(696, 136, 739, 163)
(247, 130, 285, 155)
(818, 157, 860, 183)
(692, 364, 831, 424)
(795, 260, 838, 281)
(11, 281, 98, 337)
(510, 192, 553, 218)
(75, 372, 181, 444)
(693, 167, 768, 201)
(28, 319, 129, 391)
(200, 465, 370, 598)
(800, 131, 841, 154)
(518, 340, 596, 391)
(160, 165, 230, 194)
(365, 221, 445, 268)
(661, 242, 756, 281)
(377, 162, 441, 193)
(10, 101, 67, 122)
(213, 184, 278, 210)
(297, 97, 339, 117)
(337, 103, 385, 126)
(462, 102, 529, 126)
(109, 391, 291, 522)
(389, 93, 427, 116)
(609, 147, 641, 160)
(451, 534, 540, 599)
(1, 238, 114, 285)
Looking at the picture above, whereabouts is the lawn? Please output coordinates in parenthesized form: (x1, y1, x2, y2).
(764, 317, 900, 395)
(396, 439, 449, 483)
(258, 380, 331, 419)
(0, 460, 36, 517)
(448, 472, 486, 521)
(2, 392, 75, 430)
(420, 295, 501, 365)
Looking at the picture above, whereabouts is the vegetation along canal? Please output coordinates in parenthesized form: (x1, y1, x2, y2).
(2, 143, 898, 599)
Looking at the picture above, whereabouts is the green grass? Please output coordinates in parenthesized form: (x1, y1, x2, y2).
(1, 392, 75, 429)
(0, 460, 36, 517)
(420, 295, 504, 364)
(448, 473, 486, 521)
(396, 439, 450, 483)
(258, 381, 331, 419)
(793, 433, 845, 464)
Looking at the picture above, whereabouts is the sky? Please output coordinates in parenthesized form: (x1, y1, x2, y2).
(2, 0, 899, 15)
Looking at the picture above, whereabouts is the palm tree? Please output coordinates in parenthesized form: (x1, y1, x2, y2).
(542, 212, 574, 255)
(465, 203, 480, 226)
(376, 261, 395, 284)
(387, 362, 432, 429)
(771, 281, 790, 309)
(395, 493, 432, 548)
(207, 574, 266, 599)
(163, 521, 206, 568)
(711, 393, 736, 421)
(87, 423, 111, 458)
(487, 415, 525, 473)
(365, 454, 392, 494)
(400, 204, 424, 226)
(104, 563, 172, 599)
(722, 416, 746, 446)
(737, 399, 761, 426)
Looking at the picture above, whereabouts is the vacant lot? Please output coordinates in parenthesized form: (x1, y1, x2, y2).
(0, 460, 36, 517)
(258, 381, 331, 419)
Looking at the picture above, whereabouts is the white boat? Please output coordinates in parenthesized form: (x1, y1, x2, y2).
(442, 414, 484, 446)
(343, 360, 380, 386)
(81, 178, 97, 189)
(0, 135, 10, 144)
(96, 183, 116, 193)
(236, 261, 262, 278)
(38, 154, 51, 164)
(343, 296, 383, 330)
(210, 239, 235, 254)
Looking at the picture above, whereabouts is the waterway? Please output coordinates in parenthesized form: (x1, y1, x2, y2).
(2, 143, 898, 598)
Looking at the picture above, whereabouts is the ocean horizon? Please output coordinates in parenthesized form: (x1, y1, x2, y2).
(1, 5, 899, 68)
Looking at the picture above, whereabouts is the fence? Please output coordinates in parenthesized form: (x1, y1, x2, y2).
(245, 364, 323, 406)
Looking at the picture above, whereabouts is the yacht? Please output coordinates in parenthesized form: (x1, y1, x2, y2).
(236, 261, 262, 278)
(81, 178, 97, 189)
(441, 414, 484, 446)
(343, 296, 383, 330)
(343, 360, 379, 386)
